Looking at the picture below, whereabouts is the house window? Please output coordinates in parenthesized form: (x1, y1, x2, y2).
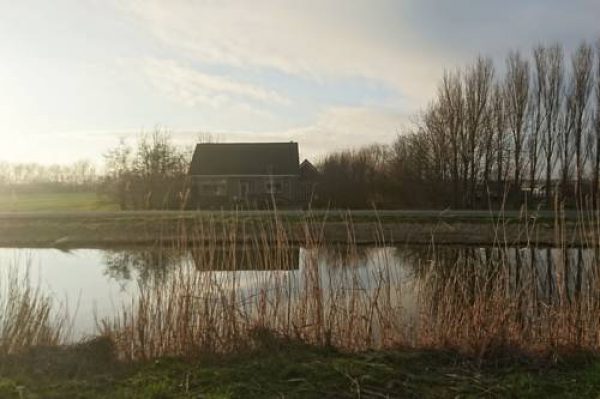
(265, 180, 283, 194)
(199, 179, 227, 196)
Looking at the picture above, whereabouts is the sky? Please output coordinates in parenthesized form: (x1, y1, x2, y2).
(0, 0, 599, 165)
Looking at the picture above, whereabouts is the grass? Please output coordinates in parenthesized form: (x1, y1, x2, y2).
(0, 191, 118, 212)
(2, 341, 600, 398)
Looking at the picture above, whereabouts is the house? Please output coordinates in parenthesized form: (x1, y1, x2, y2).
(188, 142, 303, 208)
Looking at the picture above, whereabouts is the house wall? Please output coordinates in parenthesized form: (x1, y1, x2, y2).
(190, 175, 299, 208)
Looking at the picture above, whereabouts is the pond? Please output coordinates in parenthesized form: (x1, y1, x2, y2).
(1, 244, 598, 343)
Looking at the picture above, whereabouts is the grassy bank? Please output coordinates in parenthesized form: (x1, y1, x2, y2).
(1, 341, 600, 398)
(0, 209, 584, 247)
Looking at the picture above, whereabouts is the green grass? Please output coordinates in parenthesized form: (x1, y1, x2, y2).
(0, 192, 118, 212)
(2, 343, 600, 398)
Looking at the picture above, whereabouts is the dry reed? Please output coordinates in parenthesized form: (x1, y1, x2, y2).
(0, 264, 70, 355)
(98, 208, 600, 361)
(7, 207, 600, 361)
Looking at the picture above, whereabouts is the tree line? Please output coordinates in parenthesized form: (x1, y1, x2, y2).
(318, 40, 600, 209)
(0, 160, 97, 194)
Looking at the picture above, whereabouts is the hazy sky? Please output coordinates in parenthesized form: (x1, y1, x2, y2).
(0, 0, 598, 164)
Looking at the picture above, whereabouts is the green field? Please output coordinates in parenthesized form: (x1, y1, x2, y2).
(0, 192, 118, 212)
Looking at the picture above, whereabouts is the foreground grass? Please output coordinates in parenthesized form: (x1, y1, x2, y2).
(1, 340, 600, 399)
(0, 192, 118, 212)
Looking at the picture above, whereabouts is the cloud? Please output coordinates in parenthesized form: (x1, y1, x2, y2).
(117, 0, 600, 110)
(115, 0, 442, 107)
(139, 58, 290, 109)
(3, 0, 599, 165)
(284, 106, 409, 159)
(187, 105, 410, 160)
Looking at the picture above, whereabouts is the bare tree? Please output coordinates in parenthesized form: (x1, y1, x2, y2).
(103, 129, 190, 209)
(491, 84, 509, 188)
(569, 42, 594, 198)
(440, 71, 465, 207)
(505, 51, 530, 193)
(537, 44, 564, 204)
(593, 40, 600, 204)
(464, 57, 494, 207)
(528, 48, 545, 197)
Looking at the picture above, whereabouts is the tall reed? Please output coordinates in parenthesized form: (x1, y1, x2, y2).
(93, 206, 600, 360)
(0, 265, 70, 355)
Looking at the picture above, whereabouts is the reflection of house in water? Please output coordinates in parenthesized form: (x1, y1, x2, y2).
(190, 246, 300, 271)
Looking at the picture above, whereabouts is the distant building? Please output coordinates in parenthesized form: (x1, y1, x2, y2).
(299, 159, 320, 205)
(189, 142, 315, 208)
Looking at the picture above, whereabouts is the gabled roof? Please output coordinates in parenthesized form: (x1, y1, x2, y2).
(189, 142, 300, 176)
(300, 159, 320, 179)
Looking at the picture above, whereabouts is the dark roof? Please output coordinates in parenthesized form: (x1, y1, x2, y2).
(300, 159, 320, 179)
(189, 142, 300, 176)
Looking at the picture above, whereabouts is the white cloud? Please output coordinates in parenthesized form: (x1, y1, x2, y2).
(116, 0, 443, 108)
(2, 0, 598, 165)
(140, 58, 290, 109)
(284, 106, 409, 160)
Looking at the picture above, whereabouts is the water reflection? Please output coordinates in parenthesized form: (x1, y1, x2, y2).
(1, 244, 599, 341)
(190, 245, 300, 271)
(54, 244, 600, 307)
(403, 246, 597, 304)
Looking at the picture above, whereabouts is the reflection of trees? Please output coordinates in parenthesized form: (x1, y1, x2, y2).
(401, 243, 600, 353)
(103, 245, 302, 284)
(103, 248, 187, 284)
(103, 244, 596, 308)
(396, 244, 595, 309)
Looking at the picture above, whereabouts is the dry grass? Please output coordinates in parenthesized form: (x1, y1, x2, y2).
(0, 265, 70, 355)
(94, 208, 600, 361)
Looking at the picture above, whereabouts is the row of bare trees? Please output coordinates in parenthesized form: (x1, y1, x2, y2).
(318, 40, 600, 209)
(0, 160, 97, 193)
(403, 40, 600, 208)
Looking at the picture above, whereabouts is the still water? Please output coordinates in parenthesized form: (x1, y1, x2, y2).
(0, 245, 595, 339)
(0, 246, 414, 338)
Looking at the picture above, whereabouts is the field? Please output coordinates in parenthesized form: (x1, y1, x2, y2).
(0, 191, 118, 212)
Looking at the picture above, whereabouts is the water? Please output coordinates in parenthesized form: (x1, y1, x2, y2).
(0, 245, 596, 340)
(0, 246, 415, 338)
(0, 248, 139, 337)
